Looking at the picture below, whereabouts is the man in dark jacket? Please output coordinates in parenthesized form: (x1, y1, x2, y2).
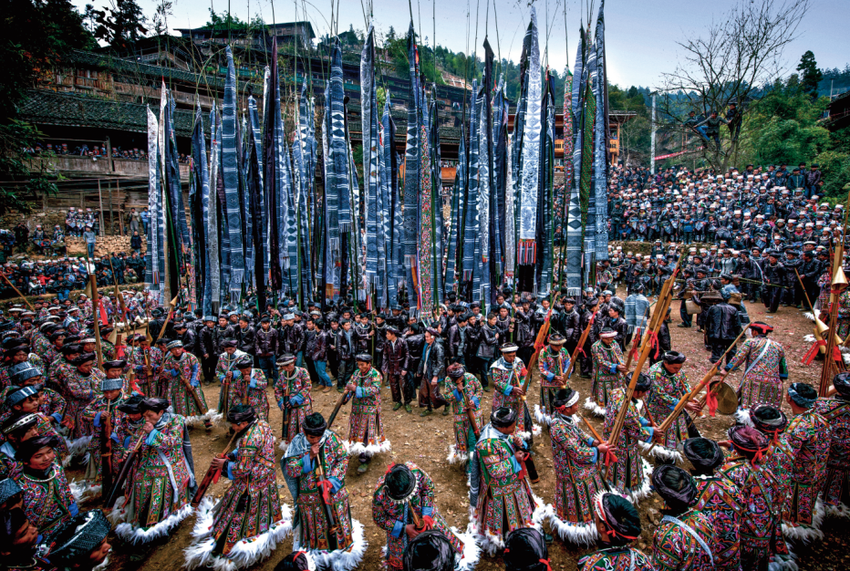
(255, 315, 279, 384)
(382, 326, 411, 412)
(705, 293, 742, 365)
(446, 312, 469, 367)
(474, 313, 499, 391)
(762, 252, 786, 313)
(198, 316, 218, 384)
(235, 314, 256, 357)
(417, 328, 447, 416)
(333, 318, 356, 392)
(308, 319, 332, 392)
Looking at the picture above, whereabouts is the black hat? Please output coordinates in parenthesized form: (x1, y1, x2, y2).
(139, 397, 169, 412)
(355, 353, 372, 363)
(683, 437, 724, 475)
(552, 387, 579, 409)
(402, 531, 455, 571)
(45, 510, 112, 567)
(750, 404, 788, 437)
(303, 412, 327, 437)
(504, 528, 549, 571)
(652, 464, 698, 513)
(447, 363, 465, 379)
(662, 351, 686, 364)
(593, 492, 642, 545)
(728, 425, 770, 460)
(70, 352, 96, 367)
(491, 407, 517, 428)
(103, 359, 126, 370)
(222, 339, 238, 348)
(117, 394, 145, 414)
(788, 382, 818, 408)
(227, 403, 256, 424)
(17, 434, 60, 463)
(275, 551, 312, 571)
(277, 353, 296, 367)
(633, 373, 652, 392)
(385, 463, 417, 502)
(235, 355, 254, 369)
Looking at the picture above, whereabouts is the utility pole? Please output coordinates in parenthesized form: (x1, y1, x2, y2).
(650, 92, 657, 175)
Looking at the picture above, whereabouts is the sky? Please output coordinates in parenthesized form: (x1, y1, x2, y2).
(72, 0, 850, 89)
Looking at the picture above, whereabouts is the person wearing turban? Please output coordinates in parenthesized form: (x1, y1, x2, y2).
(344, 353, 390, 474)
(213, 339, 248, 410)
(79, 377, 128, 490)
(504, 528, 554, 571)
(815, 372, 850, 519)
(16, 435, 78, 537)
(545, 388, 611, 545)
(651, 465, 715, 569)
(441, 363, 483, 467)
(229, 354, 270, 422)
(717, 321, 787, 409)
(644, 351, 694, 463)
(372, 462, 478, 570)
(585, 328, 625, 417)
(720, 426, 782, 570)
(535, 333, 571, 424)
(112, 394, 145, 475)
(780, 382, 830, 544)
(63, 352, 105, 449)
(468, 407, 546, 555)
(158, 340, 213, 428)
(577, 493, 653, 570)
(489, 343, 538, 447)
(402, 531, 456, 571)
(602, 373, 655, 504)
(185, 404, 290, 570)
(46, 510, 112, 571)
(281, 413, 365, 570)
(129, 334, 162, 398)
(277, 354, 313, 449)
(112, 397, 194, 543)
(684, 438, 743, 570)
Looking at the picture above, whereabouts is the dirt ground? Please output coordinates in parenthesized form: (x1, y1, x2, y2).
(73, 293, 833, 571)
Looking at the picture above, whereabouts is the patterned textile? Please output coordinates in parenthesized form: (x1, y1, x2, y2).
(549, 413, 605, 542)
(19, 461, 78, 536)
(207, 101, 221, 307)
(63, 367, 104, 440)
(590, 340, 623, 410)
(441, 372, 483, 460)
(130, 346, 163, 397)
(518, 6, 541, 264)
(724, 337, 787, 409)
(592, 0, 609, 260)
(347, 367, 387, 454)
(210, 420, 282, 555)
(159, 352, 207, 419)
(781, 409, 830, 531)
(603, 388, 652, 501)
(276, 367, 313, 446)
(221, 46, 245, 291)
(652, 509, 715, 571)
(578, 546, 654, 570)
(372, 462, 462, 569)
(362, 26, 379, 286)
(145, 106, 164, 297)
(693, 474, 743, 571)
(283, 431, 354, 551)
(402, 23, 421, 281)
(646, 361, 689, 451)
(228, 368, 270, 421)
(814, 397, 850, 514)
(538, 345, 571, 413)
(214, 350, 247, 411)
(418, 123, 435, 313)
(81, 393, 127, 481)
(490, 357, 532, 435)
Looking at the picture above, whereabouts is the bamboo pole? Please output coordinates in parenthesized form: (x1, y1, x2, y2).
(0, 273, 35, 311)
(820, 242, 847, 396)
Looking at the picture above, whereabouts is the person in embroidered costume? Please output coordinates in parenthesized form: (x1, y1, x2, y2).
(111, 394, 145, 475)
(441, 363, 483, 466)
(345, 353, 389, 474)
(718, 321, 788, 409)
(779, 382, 830, 545)
(3, 383, 68, 463)
(468, 407, 546, 555)
(401, 530, 457, 571)
(0, 506, 55, 571)
(229, 355, 270, 422)
(277, 353, 313, 448)
(651, 464, 716, 570)
(490, 343, 537, 442)
(545, 387, 611, 546)
(215, 339, 248, 411)
(0, 414, 42, 479)
(79, 377, 126, 487)
(815, 372, 850, 518)
(535, 333, 571, 425)
(646, 351, 698, 463)
(130, 335, 161, 397)
(372, 462, 478, 570)
(683, 437, 743, 571)
(113, 397, 194, 543)
(602, 374, 655, 504)
(577, 493, 653, 570)
(586, 328, 624, 417)
(158, 340, 212, 428)
(10, 365, 67, 427)
(45, 509, 112, 571)
(720, 425, 781, 571)
(16, 435, 78, 537)
(62, 353, 104, 457)
(504, 528, 555, 571)
(185, 404, 291, 571)
(282, 412, 366, 571)
(102, 359, 134, 397)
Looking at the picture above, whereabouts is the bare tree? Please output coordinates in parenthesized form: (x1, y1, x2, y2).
(658, 0, 810, 170)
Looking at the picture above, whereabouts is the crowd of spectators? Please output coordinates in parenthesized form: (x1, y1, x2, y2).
(23, 141, 190, 163)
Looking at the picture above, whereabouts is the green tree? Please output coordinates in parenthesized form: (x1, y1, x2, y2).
(91, 0, 148, 49)
(796, 50, 823, 98)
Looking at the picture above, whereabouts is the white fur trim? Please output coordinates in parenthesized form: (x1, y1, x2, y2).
(466, 494, 547, 558)
(825, 501, 850, 519)
(451, 525, 482, 571)
(625, 458, 653, 505)
(114, 503, 193, 544)
(278, 439, 290, 451)
(108, 498, 129, 525)
(782, 497, 825, 545)
(65, 435, 92, 458)
(533, 404, 555, 427)
(184, 410, 223, 427)
(345, 439, 392, 457)
(639, 440, 683, 464)
(295, 518, 367, 571)
(539, 502, 598, 546)
(734, 408, 753, 427)
(91, 555, 110, 571)
(184, 497, 293, 571)
(583, 397, 606, 418)
(446, 445, 469, 465)
(69, 480, 100, 503)
(515, 424, 542, 440)
(803, 314, 815, 323)
(768, 550, 799, 571)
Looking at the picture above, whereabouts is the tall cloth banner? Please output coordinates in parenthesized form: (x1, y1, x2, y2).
(560, 68, 574, 289)
(580, 28, 597, 286)
(461, 81, 480, 300)
(246, 96, 266, 310)
(145, 107, 164, 304)
(566, 30, 586, 295)
(381, 99, 402, 308)
(403, 22, 423, 311)
(517, 6, 542, 266)
(361, 26, 380, 290)
(294, 88, 316, 306)
(222, 46, 245, 297)
(207, 103, 221, 311)
(262, 43, 283, 297)
(163, 93, 187, 301)
(593, 0, 610, 261)
(190, 102, 211, 315)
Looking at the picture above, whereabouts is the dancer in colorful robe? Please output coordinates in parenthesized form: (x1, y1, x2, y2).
(721, 425, 781, 571)
(215, 339, 248, 411)
(603, 374, 655, 504)
(585, 328, 624, 417)
(577, 493, 654, 570)
(159, 340, 213, 427)
(130, 335, 161, 397)
(345, 353, 390, 473)
(277, 353, 313, 449)
(3, 383, 68, 463)
(535, 333, 570, 425)
(231, 355, 270, 421)
(684, 437, 743, 571)
(80, 377, 126, 490)
(63, 352, 104, 457)
(504, 528, 554, 571)
(372, 462, 478, 570)
(815, 372, 850, 518)
(112, 394, 144, 475)
(185, 405, 291, 571)
(546, 388, 610, 546)
(282, 413, 366, 571)
(113, 397, 194, 543)
(468, 407, 546, 555)
(403, 531, 459, 571)
(645, 351, 696, 463)
(442, 363, 483, 466)
(45, 509, 113, 571)
(490, 343, 536, 439)
(651, 465, 716, 570)
(781, 382, 830, 544)
(718, 321, 787, 409)
(16, 435, 78, 537)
